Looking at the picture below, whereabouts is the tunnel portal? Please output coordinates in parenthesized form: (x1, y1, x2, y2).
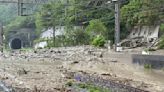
(11, 38, 22, 49)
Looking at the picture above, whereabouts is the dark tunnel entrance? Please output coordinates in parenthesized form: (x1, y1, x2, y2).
(11, 38, 22, 49)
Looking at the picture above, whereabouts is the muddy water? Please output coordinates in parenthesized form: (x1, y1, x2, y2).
(0, 81, 12, 92)
(135, 65, 164, 83)
(104, 52, 164, 91)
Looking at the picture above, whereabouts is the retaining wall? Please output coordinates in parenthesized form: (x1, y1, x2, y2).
(132, 54, 164, 69)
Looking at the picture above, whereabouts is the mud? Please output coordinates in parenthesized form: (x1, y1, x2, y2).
(0, 46, 163, 92)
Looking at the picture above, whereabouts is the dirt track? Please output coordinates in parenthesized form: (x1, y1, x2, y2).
(0, 46, 164, 92)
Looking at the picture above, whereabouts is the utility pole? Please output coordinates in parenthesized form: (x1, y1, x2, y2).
(113, 0, 120, 51)
(18, 0, 21, 15)
(0, 22, 3, 53)
(18, 0, 28, 16)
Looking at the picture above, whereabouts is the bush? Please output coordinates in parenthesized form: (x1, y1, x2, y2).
(160, 23, 164, 32)
(92, 35, 106, 47)
(86, 19, 108, 39)
(67, 29, 90, 45)
(144, 48, 156, 52)
(66, 81, 73, 87)
(158, 35, 164, 49)
(147, 48, 156, 51)
(144, 64, 152, 69)
(77, 83, 110, 92)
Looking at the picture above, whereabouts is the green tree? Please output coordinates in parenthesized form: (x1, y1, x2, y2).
(86, 19, 108, 39)
(92, 35, 106, 47)
(66, 28, 90, 45)
(5, 16, 35, 38)
(121, 0, 164, 27)
(35, 1, 66, 46)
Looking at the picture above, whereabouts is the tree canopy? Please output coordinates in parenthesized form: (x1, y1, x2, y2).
(121, 0, 164, 27)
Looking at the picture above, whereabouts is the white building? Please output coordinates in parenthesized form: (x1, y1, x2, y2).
(34, 26, 65, 49)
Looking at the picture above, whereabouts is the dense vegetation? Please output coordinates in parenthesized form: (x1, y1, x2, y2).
(121, 0, 164, 27)
(34, 0, 127, 47)
(34, 0, 163, 48)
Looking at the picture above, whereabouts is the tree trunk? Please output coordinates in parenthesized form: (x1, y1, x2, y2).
(53, 27, 56, 47)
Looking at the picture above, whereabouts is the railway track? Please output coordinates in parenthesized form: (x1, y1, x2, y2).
(73, 72, 149, 92)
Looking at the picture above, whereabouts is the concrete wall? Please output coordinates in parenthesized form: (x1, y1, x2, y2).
(129, 26, 159, 39)
(41, 26, 65, 39)
(35, 26, 83, 49)
(8, 28, 35, 49)
(132, 54, 164, 69)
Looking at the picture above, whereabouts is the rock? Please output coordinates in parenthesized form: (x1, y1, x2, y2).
(101, 73, 111, 76)
(57, 51, 61, 53)
(50, 50, 54, 53)
(88, 57, 99, 61)
(111, 59, 117, 63)
(34, 50, 37, 53)
(71, 61, 79, 64)
(34, 71, 40, 74)
(88, 50, 94, 55)
(53, 87, 61, 91)
(33, 85, 41, 92)
(99, 53, 103, 58)
(2, 77, 9, 80)
(17, 68, 28, 75)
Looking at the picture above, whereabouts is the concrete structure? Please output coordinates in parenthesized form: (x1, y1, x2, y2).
(7, 28, 35, 49)
(34, 26, 65, 49)
(120, 25, 160, 48)
(132, 54, 164, 69)
(34, 26, 82, 49)
(128, 26, 160, 42)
